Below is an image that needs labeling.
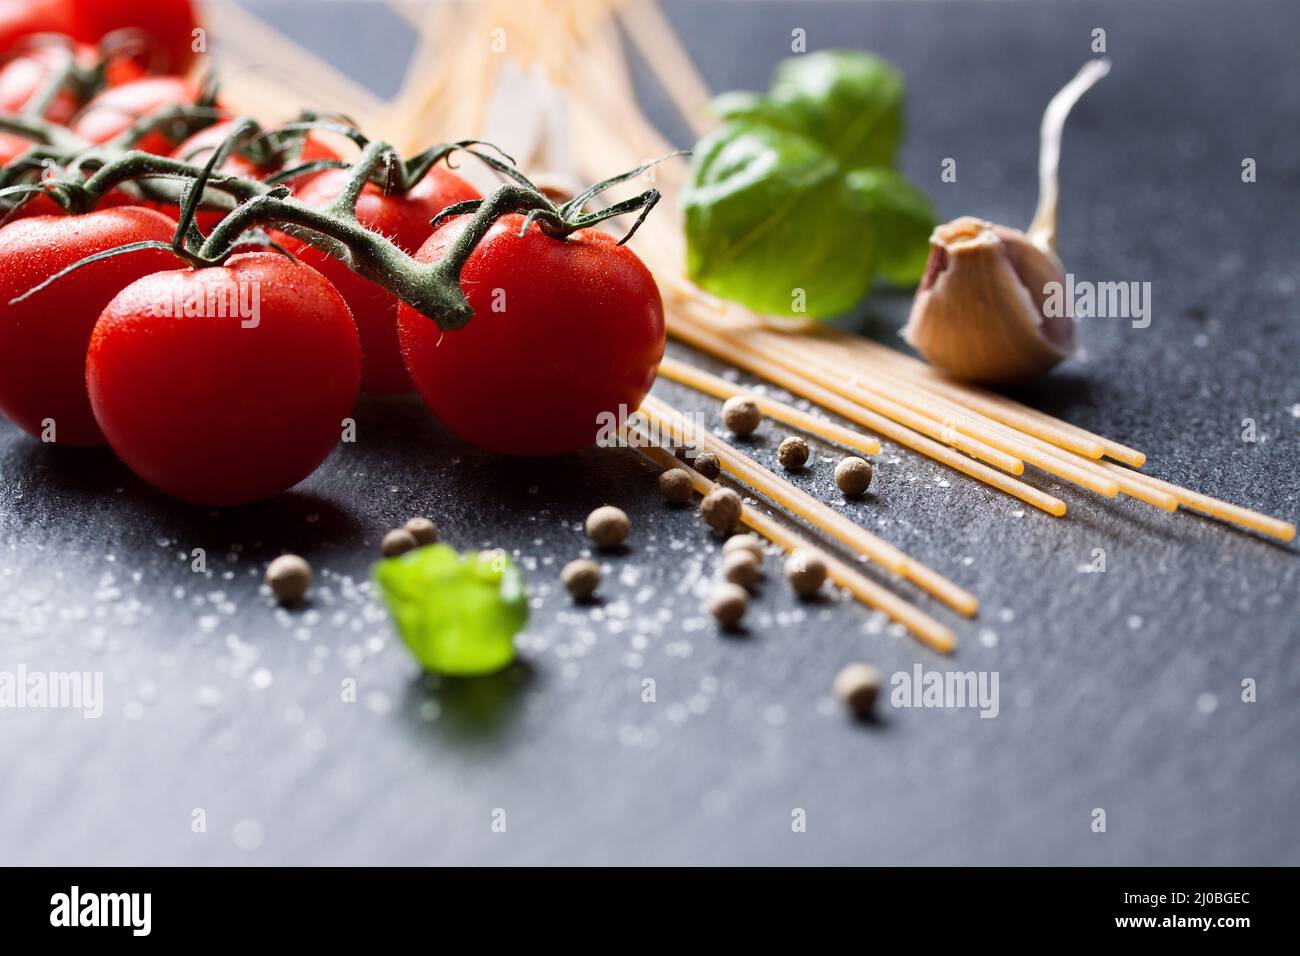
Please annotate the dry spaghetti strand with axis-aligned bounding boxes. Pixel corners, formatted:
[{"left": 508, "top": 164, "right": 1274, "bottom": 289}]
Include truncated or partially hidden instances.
[
  {"left": 641, "top": 394, "right": 980, "bottom": 617},
  {"left": 738, "top": 329, "right": 1128, "bottom": 495},
  {"left": 626, "top": 428, "right": 957, "bottom": 653},
  {"left": 1097, "top": 464, "right": 1297, "bottom": 542},
  {"left": 657, "top": 356, "right": 881, "bottom": 457},
  {"left": 839, "top": 336, "right": 1146, "bottom": 467},
  {"left": 667, "top": 313, "right": 1069, "bottom": 517}
]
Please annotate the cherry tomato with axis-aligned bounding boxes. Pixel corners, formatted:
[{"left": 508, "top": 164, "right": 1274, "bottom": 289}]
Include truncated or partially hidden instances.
[
  {"left": 87, "top": 252, "right": 361, "bottom": 505},
  {"left": 0, "top": 0, "right": 73, "bottom": 53},
  {"left": 289, "top": 166, "right": 479, "bottom": 394},
  {"left": 270, "top": 130, "right": 342, "bottom": 189},
  {"left": 71, "top": 75, "right": 205, "bottom": 153},
  {"left": 398, "top": 214, "right": 665, "bottom": 455},
  {"left": 0, "top": 206, "right": 178, "bottom": 445},
  {"left": 0, "top": 44, "right": 85, "bottom": 124},
  {"left": 65, "top": 0, "right": 199, "bottom": 75},
  {"left": 4, "top": 179, "right": 138, "bottom": 220},
  {"left": 0, "top": 128, "right": 33, "bottom": 165},
  {"left": 291, "top": 136, "right": 342, "bottom": 171}
]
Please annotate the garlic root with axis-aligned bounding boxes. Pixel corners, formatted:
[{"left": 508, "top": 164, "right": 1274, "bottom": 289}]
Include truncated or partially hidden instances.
[{"left": 1027, "top": 58, "right": 1111, "bottom": 253}]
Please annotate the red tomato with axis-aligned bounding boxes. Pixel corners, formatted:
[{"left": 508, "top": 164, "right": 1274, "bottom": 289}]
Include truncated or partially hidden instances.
[
  {"left": 0, "top": 128, "right": 33, "bottom": 165},
  {"left": 65, "top": 0, "right": 199, "bottom": 75},
  {"left": 87, "top": 252, "right": 361, "bottom": 505},
  {"left": 398, "top": 214, "right": 665, "bottom": 455},
  {"left": 0, "top": 206, "right": 178, "bottom": 445},
  {"left": 0, "top": 45, "right": 85, "bottom": 124},
  {"left": 289, "top": 166, "right": 479, "bottom": 394},
  {"left": 4, "top": 180, "right": 138, "bottom": 220},
  {"left": 71, "top": 75, "right": 205, "bottom": 153},
  {"left": 0, "top": 0, "right": 73, "bottom": 53},
  {"left": 277, "top": 132, "right": 343, "bottom": 190}
]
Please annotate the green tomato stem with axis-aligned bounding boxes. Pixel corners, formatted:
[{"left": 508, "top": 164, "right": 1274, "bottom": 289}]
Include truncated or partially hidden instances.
[
  {"left": 5, "top": 109, "right": 669, "bottom": 331},
  {"left": 326, "top": 139, "right": 391, "bottom": 215},
  {"left": 195, "top": 182, "right": 564, "bottom": 330},
  {"left": 0, "top": 112, "right": 78, "bottom": 148},
  {"left": 22, "top": 47, "right": 84, "bottom": 121}
]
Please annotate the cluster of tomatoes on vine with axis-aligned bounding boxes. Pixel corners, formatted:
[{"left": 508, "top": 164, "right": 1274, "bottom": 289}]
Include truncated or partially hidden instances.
[{"left": 0, "top": 0, "right": 668, "bottom": 508}]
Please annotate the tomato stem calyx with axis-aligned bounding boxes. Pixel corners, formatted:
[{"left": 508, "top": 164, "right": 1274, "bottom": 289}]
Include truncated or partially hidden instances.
[{"left": 436, "top": 148, "right": 683, "bottom": 248}]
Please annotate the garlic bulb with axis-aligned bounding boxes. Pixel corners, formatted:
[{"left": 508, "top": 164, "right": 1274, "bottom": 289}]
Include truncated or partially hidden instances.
[
  {"left": 904, "top": 218, "right": 1073, "bottom": 383},
  {"left": 903, "top": 59, "right": 1110, "bottom": 384}
]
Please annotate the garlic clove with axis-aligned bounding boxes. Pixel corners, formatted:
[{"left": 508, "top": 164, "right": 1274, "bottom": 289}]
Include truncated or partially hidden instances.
[{"left": 902, "top": 216, "right": 1073, "bottom": 384}]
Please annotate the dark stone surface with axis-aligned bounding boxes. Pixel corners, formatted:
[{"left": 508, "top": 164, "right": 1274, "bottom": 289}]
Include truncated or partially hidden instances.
[{"left": 1, "top": 0, "right": 1297, "bottom": 865}]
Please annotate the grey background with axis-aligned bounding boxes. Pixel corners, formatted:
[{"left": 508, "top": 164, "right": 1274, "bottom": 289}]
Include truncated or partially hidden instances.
[{"left": 1, "top": 0, "right": 1297, "bottom": 865}]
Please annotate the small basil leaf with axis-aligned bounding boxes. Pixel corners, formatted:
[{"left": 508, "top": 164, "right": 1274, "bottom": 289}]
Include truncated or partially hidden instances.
[
  {"left": 711, "top": 91, "right": 769, "bottom": 121},
  {"left": 374, "top": 544, "right": 527, "bottom": 676},
  {"left": 710, "top": 90, "right": 803, "bottom": 131},
  {"left": 769, "top": 50, "right": 904, "bottom": 169},
  {"left": 847, "top": 167, "right": 935, "bottom": 286},
  {"left": 683, "top": 120, "right": 878, "bottom": 318}
]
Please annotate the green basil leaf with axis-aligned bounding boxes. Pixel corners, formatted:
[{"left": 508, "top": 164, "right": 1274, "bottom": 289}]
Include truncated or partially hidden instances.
[
  {"left": 710, "top": 91, "right": 780, "bottom": 124},
  {"left": 710, "top": 91, "right": 810, "bottom": 137},
  {"left": 769, "top": 51, "right": 904, "bottom": 169},
  {"left": 847, "top": 167, "right": 935, "bottom": 286},
  {"left": 683, "top": 121, "right": 878, "bottom": 318},
  {"left": 685, "top": 52, "right": 933, "bottom": 316},
  {"left": 374, "top": 544, "right": 526, "bottom": 676}
]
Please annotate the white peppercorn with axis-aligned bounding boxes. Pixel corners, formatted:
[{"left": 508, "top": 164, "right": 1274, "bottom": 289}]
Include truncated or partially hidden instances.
[
  {"left": 785, "top": 548, "right": 828, "bottom": 598},
  {"left": 708, "top": 583, "right": 749, "bottom": 629},
  {"left": 835, "top": 456, "right": 873, "bottom": 496},
  {"left": 404, "top": 516, "right": 438, "bottom": 545},
  {"left": 832, "top": 663, "right": 884, "bottom": 719},
  {"left": 722, "top": 396, "right": 761, "bottom": 437},
  {"left": 381, "top": 528, "right": 418, "bottom": 558},
  {"left": 721, "top": 533, "right": 765, "bottom": 560},
  {"left": 585, "top": 505, "right": 629, "bottom": 549},
  {"left": 693, "top": 451, "right": 721, "bottom": 480},
  {"left": 561, "top": 559, "right": 601, "bottom": 601},
  {"left": 658, "top": 467, "right": 693, "bottom": 505},
  {"left": 699, "top": 487, "right": 742, "bottom": 533},
  {"left": 722, "top": 549, "right": 762, "bottom": 588},
  {"left": 265, "top": 554, "right": 311, "bottom": 603},
  {"left": 777, "top": 435, "right": 809, "bottom": 470}
]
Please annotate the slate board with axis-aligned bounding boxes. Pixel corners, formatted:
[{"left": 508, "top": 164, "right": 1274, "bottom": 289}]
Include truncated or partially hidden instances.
[{"left": 1, "top": 0, "right": 1297, "bottom": 865}]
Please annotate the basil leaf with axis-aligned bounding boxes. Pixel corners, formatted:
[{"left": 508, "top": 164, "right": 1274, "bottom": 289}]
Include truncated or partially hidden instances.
[
  {"left": 374, "top": 544, "right": 527, "bottom": 676},
  {"left": 769, "top": 51, "right": 904, "bottom": 169},
  {"left": 684, "top": 51, "right": 933, "bottom": 317},
  {"left": 683, "top": 120, "right": 878, "bottom": 317},
  {"left": 710, "top": 90, "right": 807, "bottom": 133},
  {"left": 847, "top": 167, "right": 935, "bottom": 286}
]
